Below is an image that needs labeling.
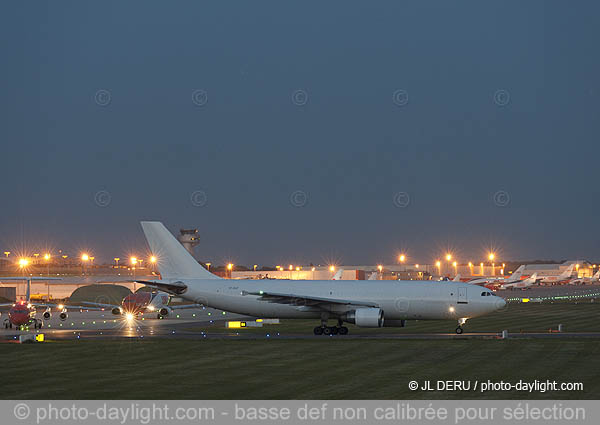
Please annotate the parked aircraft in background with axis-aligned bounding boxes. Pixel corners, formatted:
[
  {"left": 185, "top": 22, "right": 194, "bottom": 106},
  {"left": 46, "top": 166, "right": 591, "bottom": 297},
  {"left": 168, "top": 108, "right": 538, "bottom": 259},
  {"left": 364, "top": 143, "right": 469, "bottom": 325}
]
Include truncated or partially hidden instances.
[
  {"left": 538, "top": 264, "right": 576, "bottom": 285},
  {"left": 82, "top": 290, "right": 201, "bottom": 319},
  {"left": 467, "top": 265, "right": 526, "bottom": 286},
  {"left": 569, "top": 269, "right": 600, "bottom": 285},
  {"left": 0, "top": 277, "right": 91, "bottom": 329},
  {"left": 500, "top": 273, "right": 538, "bottom": 290}
]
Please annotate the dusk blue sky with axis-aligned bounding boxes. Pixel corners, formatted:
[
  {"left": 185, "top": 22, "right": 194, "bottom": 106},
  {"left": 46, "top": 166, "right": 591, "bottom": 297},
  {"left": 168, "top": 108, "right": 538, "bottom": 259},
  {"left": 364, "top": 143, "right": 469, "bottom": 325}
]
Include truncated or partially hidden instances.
[{"left": 1, "top": 1, "right": 599, "bottom": 266}]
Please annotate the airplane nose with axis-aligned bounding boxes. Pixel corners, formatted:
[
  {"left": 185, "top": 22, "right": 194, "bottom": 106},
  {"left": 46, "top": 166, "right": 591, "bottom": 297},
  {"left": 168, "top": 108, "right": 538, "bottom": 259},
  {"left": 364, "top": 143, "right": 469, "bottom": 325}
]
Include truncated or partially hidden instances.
[{"left": 495, "top": 298, "right": 507, "bottom": 310}]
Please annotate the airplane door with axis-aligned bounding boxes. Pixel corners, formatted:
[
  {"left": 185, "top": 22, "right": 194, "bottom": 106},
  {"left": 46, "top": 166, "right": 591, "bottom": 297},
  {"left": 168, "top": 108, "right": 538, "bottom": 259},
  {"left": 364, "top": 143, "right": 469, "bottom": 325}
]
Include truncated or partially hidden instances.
[{"left": 458, "top": 287, "right": 468, "bottom": 304}]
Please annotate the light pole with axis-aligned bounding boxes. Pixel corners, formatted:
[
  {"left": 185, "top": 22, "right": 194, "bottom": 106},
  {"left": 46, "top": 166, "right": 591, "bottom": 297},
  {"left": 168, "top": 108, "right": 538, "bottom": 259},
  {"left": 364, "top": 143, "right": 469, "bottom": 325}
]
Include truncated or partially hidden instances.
[
  {"left": 81, "top": 253, "right": 89, "bottom": 276},
  {"left": 44, "top": 253, "right": 51, "bottom": 300},
  {"left": 130, "top": 257, "right": 137, "bottom": 291}
]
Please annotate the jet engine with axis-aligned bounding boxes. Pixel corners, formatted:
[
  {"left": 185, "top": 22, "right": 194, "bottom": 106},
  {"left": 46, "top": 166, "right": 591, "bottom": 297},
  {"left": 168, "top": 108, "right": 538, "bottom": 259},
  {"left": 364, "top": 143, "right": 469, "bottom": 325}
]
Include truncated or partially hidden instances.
[
  {"left": 112, "top": 307, "right": 122, "bottom": 315},
  {"left": 42, "top": 308, "right": 52, "bottom": 320},
  {"left": 344, "top": 308, "right": 384, "bottom": 327},
  {"left": 59, "top": 311, "right": 68, "bottom": 321},
  {"left": 158, "top": 307, "right": 172, "bottom": 318}
]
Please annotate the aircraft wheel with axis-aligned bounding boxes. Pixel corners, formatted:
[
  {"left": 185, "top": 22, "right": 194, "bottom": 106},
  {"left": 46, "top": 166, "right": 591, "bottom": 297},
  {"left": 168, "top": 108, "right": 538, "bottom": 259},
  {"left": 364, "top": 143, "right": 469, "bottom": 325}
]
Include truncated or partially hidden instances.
[
  {"left": 323, "top": 326, "right": 332, "bottom": 336},
  {"left": 455, "top": 326, "right": 463, "bottom": 334},
  {"left": 338, "top": 326, "right": 349, "bottom": 335},
  {"left": 313, "top": 326, "right": 323, "bottom": 336},
  {"left": 330, "top": 326, "right": 339, "bottom": 335},
  {"left": 157, "top": 314, "right": 162, "bottom": 319}
]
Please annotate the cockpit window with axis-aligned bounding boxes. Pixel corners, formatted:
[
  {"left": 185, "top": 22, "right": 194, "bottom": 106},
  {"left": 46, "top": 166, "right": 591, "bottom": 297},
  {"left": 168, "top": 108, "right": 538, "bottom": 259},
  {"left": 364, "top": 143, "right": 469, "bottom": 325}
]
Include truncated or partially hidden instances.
[{"left": 481, "top": 291, "right": 492, "bottom": 296}]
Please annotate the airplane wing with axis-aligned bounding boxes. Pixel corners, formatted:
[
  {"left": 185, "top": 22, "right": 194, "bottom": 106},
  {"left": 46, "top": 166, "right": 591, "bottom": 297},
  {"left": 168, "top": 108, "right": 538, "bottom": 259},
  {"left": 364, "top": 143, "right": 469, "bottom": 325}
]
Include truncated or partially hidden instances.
[
  {"left": 76, "top": 301, "right": 119, "bottom": 309},
  {"left": 242, "top": 290, "right": 379, "bottom": 309},
  {"left": 31, "top": 303, "right": 104, "bottom": 311}
]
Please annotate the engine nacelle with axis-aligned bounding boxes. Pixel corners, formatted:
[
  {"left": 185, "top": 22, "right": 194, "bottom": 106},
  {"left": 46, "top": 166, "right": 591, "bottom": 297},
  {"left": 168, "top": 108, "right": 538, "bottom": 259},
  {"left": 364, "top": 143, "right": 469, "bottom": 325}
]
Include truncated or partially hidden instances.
[
  {"left": 59, "top": 312, "right": 68, "bottom": 321},
  {"left": 158, "top": 307, "right": 172, "bottom": 317},
  {"left": 112, "top": 307, "right": 122, "bottom": 315},
  {"left": 345, "top": 308, "right": 384, "bottom": 327},
  {"left": 43, "top": 309, "right": 52, "bottom": 320}
]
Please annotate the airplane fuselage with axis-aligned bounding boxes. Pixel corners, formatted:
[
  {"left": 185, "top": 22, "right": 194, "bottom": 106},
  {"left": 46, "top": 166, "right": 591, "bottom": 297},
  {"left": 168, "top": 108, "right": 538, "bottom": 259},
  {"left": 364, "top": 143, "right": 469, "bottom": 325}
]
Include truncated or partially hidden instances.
[{"left": 163, "top": 279, "right": 505, "bottom": 322}]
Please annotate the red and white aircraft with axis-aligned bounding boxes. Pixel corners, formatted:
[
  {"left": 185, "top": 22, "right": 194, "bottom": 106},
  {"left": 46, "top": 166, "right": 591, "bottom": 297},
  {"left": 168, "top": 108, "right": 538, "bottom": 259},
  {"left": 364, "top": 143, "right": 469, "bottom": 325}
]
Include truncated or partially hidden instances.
[
  {"left": 537, "top": 264, "right": 576, "bottom": 285},
  {"left": 499, "top": 273, "right": 538, "bottom": 290},
  {"left": 0, "top": 276, "right": 91, "bottom": 329}
]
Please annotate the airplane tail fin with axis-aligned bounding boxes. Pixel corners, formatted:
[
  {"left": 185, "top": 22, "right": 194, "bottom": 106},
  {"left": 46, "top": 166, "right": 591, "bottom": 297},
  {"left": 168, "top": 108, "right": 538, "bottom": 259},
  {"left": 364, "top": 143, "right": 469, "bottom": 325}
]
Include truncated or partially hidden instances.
[
  {"left": 452, "top": 274, "right": 461, "bottom": 282},
  {"left": 511, "top": 265, "right": 525, "bottom": 280},
  {"left": 332, "top": 269, "right": 343, "bottom": 280},
  {"left": 560, "top": 264, "right": 575, "bottom": 279},
  {"left": 140, "top": 221, "right": 221, "bottom": 280},
  {"left": 594, "top": 269, "right": 600, "bottom": 279}
]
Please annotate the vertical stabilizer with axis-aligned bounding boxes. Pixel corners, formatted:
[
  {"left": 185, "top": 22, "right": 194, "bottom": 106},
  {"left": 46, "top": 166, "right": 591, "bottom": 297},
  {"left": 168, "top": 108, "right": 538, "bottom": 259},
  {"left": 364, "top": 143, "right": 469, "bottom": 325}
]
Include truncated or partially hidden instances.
[{"left": 140, "top": 222, "right": 221, "bottom": 280}]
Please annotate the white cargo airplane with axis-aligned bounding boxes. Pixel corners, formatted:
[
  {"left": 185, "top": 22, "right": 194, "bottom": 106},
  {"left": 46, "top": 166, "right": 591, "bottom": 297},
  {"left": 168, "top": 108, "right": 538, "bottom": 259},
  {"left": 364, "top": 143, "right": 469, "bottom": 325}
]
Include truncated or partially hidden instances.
[
  {"left": 499, "top": 273, "right": 538, "bottom": 290},
  {"left": 136, "top": 222, "right": 506, "bottom": 335}
]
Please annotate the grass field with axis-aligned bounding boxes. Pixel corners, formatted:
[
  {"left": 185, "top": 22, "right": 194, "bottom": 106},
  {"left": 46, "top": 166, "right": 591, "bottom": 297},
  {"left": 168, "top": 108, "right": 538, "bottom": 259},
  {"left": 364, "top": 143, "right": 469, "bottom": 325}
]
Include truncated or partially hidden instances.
[{"left": 1, "top": 302, "right": 600, "bottom": 400}]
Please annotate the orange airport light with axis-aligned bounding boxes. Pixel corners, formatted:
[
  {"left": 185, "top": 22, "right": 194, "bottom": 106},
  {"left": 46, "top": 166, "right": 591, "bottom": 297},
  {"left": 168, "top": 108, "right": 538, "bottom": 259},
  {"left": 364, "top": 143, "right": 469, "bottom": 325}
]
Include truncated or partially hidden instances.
[{"left": 81, "top": 253, "right": 89, "bottom": 262}]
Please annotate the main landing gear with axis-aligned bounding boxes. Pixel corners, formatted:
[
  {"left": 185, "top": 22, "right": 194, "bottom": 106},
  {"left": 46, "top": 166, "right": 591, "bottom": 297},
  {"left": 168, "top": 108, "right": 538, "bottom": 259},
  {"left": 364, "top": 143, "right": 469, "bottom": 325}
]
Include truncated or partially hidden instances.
[
  {"left": 455, "top": 318, "right": 467, "bottom": 334},
  {"left": 313, "top": 319, "right": 348, "bottom": 336}
]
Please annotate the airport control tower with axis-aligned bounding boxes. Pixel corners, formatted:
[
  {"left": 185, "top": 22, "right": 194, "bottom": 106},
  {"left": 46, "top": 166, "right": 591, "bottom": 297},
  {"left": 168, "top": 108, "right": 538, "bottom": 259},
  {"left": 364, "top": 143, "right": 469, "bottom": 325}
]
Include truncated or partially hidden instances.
[{"left": 178, "top": 228, "right": 200, "bottom": 258}]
